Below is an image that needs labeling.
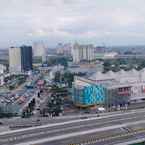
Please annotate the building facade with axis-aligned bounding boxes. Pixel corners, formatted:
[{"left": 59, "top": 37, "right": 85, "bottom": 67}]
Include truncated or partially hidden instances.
[
  {"left": 72, "top": 69, "right": 145, "bottom": 108},
  {"left": 56, "top": 43, "right": 72, "bottom": 56},
  {"left": 9, "top": 47, "right": 22, "bottom": 73},
  {"left": 9, "top": 46, "right": 32, "bottom": 73},
  {"left": 20, "top": 46, "right": 33, "bottom": 72},
  {"left": 32, "top": 42, "right": 47, "bottom": 62},
  {"left": 0, "top": 64, "right": 6, "bottom": 74},
  {"left": 72, "top": 43, "right": 95, "bottom": 63}
]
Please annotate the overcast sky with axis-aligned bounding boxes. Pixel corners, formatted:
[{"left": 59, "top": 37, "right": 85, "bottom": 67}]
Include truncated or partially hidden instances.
[{"left": 0, "top": 0, "right": 145, "bottom": 48}]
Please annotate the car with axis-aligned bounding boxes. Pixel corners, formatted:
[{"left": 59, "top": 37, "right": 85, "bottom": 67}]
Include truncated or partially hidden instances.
[
  {"left": 36, "top": 119, "right": 40, "bottom": 122},
  {"left": 84, "top": 110, "right": 90, "bottom": 114},
  {"left": 80, "top": 116, "right": 88, "bottom": 119},
  {"left": 36, "top": 107, "right": 40, "bottom": 110}
]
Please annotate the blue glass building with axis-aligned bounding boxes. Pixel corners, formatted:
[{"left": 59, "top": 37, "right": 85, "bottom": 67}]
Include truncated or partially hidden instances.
[{"left": 20, "top": 45, "right": 33, "bottom": 72}]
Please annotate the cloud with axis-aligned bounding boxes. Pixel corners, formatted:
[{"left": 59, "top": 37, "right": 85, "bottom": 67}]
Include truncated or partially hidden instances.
[{"left": 0, "top": 0, "right": 145, "bottom": 47}]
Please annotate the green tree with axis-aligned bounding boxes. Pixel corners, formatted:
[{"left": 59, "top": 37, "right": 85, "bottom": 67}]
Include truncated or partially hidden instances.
[
  {"left": 63, "top": 72, "right": 74, "bottom": 87},
  {"left": 54, "top": 71, "right": 61, "bottom": 83}
]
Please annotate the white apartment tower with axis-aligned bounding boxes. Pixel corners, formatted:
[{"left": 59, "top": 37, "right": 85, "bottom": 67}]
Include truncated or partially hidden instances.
[
  {"left": 33, "top": 42, "right": 47, "bottom": 62},
  {"left": 72, "top": 42, "right": 95, "bottom": 63},
  {"left": 9, "top": 47, "right": 22, "bottom": 73}
]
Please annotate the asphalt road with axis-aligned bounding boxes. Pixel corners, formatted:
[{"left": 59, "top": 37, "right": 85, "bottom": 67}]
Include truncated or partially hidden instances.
[
  {"left": 23, "top": 121, "right": 145, "bottom": 145},
  {"left": 1, "top": 109, "right": 145, "bottom": 145}
]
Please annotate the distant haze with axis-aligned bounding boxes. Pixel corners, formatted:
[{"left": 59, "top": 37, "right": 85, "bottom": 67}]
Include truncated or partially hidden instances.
[{"left": 0, "top": 0, "right": 145, "bottom": 48}]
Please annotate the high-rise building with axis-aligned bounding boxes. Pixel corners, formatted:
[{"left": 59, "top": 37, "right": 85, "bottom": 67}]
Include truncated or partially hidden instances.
[
  {"left": 71, "top": 43, "right": 81, "bottom": 63},
  {"left": 0, "top": 64, "right": 6, "bottom": 74},
  {"left": 9, "top": 46, "right": 32, "bottom": 73},
  {"left": 72, "top": 42, "right": 95, "bottom": 63},
  {"left": 32, "top": 42, "right": 47, "bottom": 62},
  {"left": 56, "top": 43, "right": 72, "bottom": 56},
  {"left": 20, "top": 45, "right": 33, "bottom": 72},
  {"left": 9, "top": 47, "right": 22, "bottom": 73}
]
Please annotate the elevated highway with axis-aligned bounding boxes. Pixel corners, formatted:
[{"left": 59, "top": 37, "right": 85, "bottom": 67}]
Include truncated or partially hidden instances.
[{"left": 1, "top": 109, "right": 145, "bottom": 145}]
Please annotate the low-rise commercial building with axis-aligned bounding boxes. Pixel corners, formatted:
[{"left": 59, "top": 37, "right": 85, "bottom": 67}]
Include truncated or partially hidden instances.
[{"left": 72, "top": 69, "right": 145, "bottom": 108}]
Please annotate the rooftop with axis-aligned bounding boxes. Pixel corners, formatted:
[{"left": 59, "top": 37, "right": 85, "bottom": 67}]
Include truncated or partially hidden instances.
[{"left": 74, "top": 68, "right": 145, "bottom": 89}]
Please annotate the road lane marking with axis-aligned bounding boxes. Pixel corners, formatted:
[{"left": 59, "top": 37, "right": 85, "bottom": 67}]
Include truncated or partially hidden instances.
[
  {"left": 1, "top": 108, "right": 145, "bottom": 136},
  {"left": 0, "top": 115, "right": 144, "bottom": 144},
  {"left": 70, "top": 127, "right": 145, "bottom": 145},
  {"left": 14, "top": 120, "right": 145, "bottom": 145}
]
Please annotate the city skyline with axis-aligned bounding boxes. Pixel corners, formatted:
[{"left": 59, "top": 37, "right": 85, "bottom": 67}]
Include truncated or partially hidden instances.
[{"left": 0, "top": 0, "right": 145, "bottom": 48}]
